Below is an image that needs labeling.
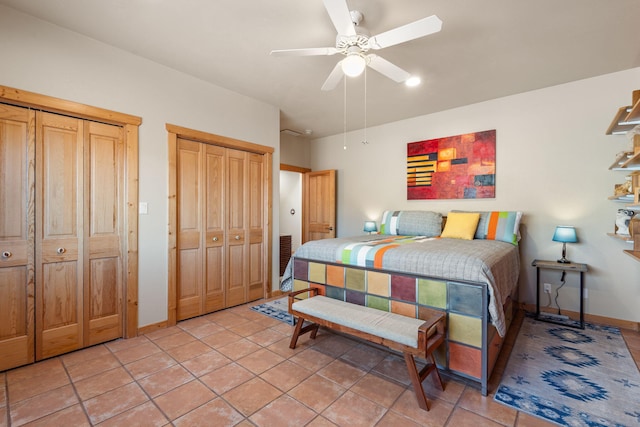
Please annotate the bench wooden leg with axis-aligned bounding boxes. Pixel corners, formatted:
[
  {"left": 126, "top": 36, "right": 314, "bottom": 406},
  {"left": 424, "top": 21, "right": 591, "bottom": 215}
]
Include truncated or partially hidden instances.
[
  {"left": 404, "top": 353, "right": 444, "bottom": 411},
  {"left": 427, "top": 353, "right": 444, "bottom": 391},
  {"left": 289, "top": 316, "right": 320, "bottom": 349}
]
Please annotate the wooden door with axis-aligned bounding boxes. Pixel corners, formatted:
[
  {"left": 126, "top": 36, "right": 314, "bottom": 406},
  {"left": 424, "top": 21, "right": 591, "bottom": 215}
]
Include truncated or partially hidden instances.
[
  {"left": 303, "top": 170, "right": 336, "bottom": 242},
  {"left": 203, "top": 144, "right": 225, "bottom": 313},
  {"left": 176, "top": 138, "right": 204, "bottom": 320},
  {"left": 35, "top": 112, "right": 84, "bottom": 359},
  {"left": 247, "top": 153, "right": 264, "bottom": 301},
  {"left": 167, "top": 124, "right": 273, "bottom": 325},
  {"left": 176, "top": 140, "right": 226, "bottom": 320},
  {"left": 85, "top": 121, "right": 124, "bottom": 345},
  {"left": 0, "top": 85, "right": 140, "bottom": 369},
  {"left": 226, "top": 148, "right": 247, "bottom": 307},
  {"left": 0, "top": 105, "right": 35, "bottom": 371}
]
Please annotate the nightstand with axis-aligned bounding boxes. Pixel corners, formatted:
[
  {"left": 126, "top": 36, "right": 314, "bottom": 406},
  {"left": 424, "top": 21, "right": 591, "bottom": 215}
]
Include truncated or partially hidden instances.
[{"left": 532, "top": 259, "right": 588, "bottom": 329}]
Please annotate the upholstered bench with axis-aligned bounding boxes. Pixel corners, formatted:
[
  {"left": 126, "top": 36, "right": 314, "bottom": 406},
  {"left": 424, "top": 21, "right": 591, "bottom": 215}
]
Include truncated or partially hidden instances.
[{"left": 288, "top": 288, "right": 446, "bottom": 411}]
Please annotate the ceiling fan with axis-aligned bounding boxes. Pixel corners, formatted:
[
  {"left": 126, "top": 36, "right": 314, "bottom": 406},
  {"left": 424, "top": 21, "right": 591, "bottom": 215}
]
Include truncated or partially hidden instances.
[{"left": 270, "top": 0, "right": 442, "bottom": 91}]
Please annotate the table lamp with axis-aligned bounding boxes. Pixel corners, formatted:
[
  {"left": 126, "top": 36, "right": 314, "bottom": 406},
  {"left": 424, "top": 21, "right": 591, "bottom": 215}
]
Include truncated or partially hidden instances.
[
  {"left": 552, "top": 226, "right": 578, "bottom": 263},
  {"left": 363, "top": 221, "right": 377, "bottom": 234}
]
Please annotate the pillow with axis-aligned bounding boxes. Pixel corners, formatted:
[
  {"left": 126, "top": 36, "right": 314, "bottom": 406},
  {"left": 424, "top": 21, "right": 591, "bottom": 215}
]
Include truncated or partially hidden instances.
[
  {"left": 440, "top": 212, "right": 481, "bottom": 240},
  {"left": 482, "top": 211, "right": 522, "bottom": 245},
  {"left": 379, "top": 210, "right": 443, "bottom": 237},
  {"left": 453, "top": 210, "right": 523, "bottom": 244}
]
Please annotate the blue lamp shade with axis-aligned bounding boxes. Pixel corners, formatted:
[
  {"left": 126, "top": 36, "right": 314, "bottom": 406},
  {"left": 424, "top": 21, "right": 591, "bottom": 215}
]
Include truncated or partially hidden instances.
[
  {"left": 552, "top": 226, "right": 577, "bottom": 263},
  {"left": 363, "top": 221, "right": 377, "bottom": 233},
  {"left": 552, "top": 226, "right": 578, "bottom": 243}
]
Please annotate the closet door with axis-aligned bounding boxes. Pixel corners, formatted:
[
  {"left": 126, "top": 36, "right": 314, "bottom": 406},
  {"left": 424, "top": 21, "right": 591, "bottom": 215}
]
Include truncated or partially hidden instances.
[
  {"left": 226, "top": 148, "right": 247, "bottom": 307},
  {"left": 0, "top": 105, "right": 35, "bottom": 371},
  {"left": 85, "top": 121, "right": 124, "bottom": 345},
  {"left": 36, "top": 112, "right": 84, "bottom": 359},
  {"left": 176, "top": 140, "right": 226, "bottom": 320},
  {"left": 203, "top": 144, "right": 225, "bottom": 313},
  {"left": 247, "top": 153, "right": 264, "bottom": 301},
  {"left": 176, "top": 138, "right": 204, "bottom": 320}
]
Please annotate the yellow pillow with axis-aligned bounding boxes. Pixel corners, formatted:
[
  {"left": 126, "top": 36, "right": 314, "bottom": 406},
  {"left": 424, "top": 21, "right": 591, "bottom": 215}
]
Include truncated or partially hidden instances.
[{"left": 441, "top": 212, "right": 481, "bottom": 240}]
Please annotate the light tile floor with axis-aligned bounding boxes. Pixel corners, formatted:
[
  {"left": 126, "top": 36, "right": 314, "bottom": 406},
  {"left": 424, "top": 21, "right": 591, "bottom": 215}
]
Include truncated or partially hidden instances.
[{"left": 1, "top": 302, "right": 639, "bottom": 427}]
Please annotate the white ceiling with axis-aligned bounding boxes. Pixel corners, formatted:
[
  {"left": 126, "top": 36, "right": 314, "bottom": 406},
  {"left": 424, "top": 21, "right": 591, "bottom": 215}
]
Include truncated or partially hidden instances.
[{"left": 2, "top": 0, "right": 639, "bottom": 138}]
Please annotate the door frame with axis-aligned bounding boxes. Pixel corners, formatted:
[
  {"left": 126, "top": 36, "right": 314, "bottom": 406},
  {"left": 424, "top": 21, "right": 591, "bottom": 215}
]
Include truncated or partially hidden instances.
[
  {"left": 167, "top": 124, "right": 274, "bottom": 326},
  {"left": 0, "top": 85, "right": 141, "bottom": 339}
]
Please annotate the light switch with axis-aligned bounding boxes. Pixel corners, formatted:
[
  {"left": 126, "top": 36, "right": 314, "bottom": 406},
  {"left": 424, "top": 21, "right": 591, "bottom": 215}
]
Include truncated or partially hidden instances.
[{"left": 139, "top": 202, "right": 148, "bottom": 215}]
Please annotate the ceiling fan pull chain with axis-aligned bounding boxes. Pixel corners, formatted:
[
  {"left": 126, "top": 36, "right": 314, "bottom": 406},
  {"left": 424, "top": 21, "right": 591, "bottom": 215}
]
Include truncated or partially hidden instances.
[
  {"left": 343, "top": 76, "right": 347, "bottom": 150},
  {"left": 363, "top": 67, "right": 368, "bottom": 145}
]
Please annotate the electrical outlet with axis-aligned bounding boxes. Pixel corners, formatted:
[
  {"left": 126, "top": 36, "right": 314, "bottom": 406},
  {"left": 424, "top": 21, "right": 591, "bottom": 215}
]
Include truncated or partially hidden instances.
[{"left": 544, "top": 283, "right": 552, "bottom": 293}]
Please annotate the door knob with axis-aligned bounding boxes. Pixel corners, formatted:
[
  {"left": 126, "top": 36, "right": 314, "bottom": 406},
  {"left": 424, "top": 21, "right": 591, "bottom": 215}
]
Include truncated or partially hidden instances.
[
  {"left": 235, "top": 235, "right": 241, "bottom": 240},
  {"left": 1, "top": 251, "right": 11, "bottom": 258},
  {"left": 328, "top": 226, "right": 334, "bottom": 231},
  {"left": 57, "top": 247, "right": 66, "bottom": 254},
  {"left": 212, "top": 237, "right": 218, "bottom": 242}
]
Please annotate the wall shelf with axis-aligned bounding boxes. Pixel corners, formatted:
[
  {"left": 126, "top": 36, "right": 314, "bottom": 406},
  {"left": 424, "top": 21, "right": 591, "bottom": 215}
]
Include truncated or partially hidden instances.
[
  {"left": 607, "top": 89, "right": 640, "bottom": 262},
  {"left": 608, "top": 151, "right": 640, "bottom": 170},
  {"left": 606, "top": 92, "right": 640, "bottom": 135},
  {"left": 608, "top": 195, "right": 636, "bottom": 202},
  {"left": 607, "top": 232, "right": 634, "bottom": 242},
  {"left": 624, "top": 250, "right": 640, "bottom": 262}
]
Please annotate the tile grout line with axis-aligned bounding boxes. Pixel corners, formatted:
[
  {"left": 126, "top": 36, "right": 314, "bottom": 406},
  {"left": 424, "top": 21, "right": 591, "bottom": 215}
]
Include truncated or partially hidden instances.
[
  {"left": 60, "top": 351, "right": 93, "bottom": 426},
  {"left": 107, "top": 341, "right": 174, "bottom": 426}
]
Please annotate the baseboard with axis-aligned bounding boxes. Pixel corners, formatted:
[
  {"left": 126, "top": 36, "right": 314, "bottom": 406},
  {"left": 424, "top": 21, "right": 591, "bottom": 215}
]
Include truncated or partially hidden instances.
[
  {"left": 138, "top": 320, "right": 168, "bottom": 336},
  {"left": 520, "top": 302, "right": 639, "bottom": 332}
]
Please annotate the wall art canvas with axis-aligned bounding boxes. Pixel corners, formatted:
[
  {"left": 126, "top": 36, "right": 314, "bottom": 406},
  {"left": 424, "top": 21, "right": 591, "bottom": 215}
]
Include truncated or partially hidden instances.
[{"left": 407, "top": 129, "right": 496, "bottom": 200}]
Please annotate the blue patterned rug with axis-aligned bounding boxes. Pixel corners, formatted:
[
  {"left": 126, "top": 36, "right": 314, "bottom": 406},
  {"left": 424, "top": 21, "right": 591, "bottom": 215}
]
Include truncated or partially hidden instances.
[
  {"left": 495, "top": 315, "right": 640, "bottom": 426},
  {"left": 250, "top": 297, "right": 296, "bottom": 325}
]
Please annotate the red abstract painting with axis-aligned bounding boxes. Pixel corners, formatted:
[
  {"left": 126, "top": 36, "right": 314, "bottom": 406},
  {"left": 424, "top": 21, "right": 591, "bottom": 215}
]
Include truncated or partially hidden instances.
[{"left": 407, "top": 130, "right": 496, "bottom": 200}]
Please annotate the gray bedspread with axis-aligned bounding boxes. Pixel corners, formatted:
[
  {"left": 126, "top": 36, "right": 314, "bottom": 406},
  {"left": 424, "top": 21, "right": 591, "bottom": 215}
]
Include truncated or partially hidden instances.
[{"left": 280, "top": 235, "right": 520, "bottom": 337}]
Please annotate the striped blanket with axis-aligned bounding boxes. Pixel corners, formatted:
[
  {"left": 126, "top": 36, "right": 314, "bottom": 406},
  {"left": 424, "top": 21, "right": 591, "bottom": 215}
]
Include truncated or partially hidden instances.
[{"left": 338, "top": 235, "right": 435, "bottom": 268}]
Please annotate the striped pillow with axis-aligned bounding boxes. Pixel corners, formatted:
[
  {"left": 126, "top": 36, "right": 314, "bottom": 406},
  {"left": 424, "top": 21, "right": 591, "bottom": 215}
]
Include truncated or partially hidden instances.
[{"left": 480, "top": 211, "right": 522, "bottom": 245}]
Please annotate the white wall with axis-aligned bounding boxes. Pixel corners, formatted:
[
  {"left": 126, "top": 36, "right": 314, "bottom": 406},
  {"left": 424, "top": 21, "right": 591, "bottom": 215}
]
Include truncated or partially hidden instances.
[
  {"left": 309, "top": 68, "right": 640, "bottom": 324},
  {"left": 0, "top": 6, "right": 281, "bottom": 328},
  {"left": 280, "top": 133, "right": 311, "bottom": 168}
]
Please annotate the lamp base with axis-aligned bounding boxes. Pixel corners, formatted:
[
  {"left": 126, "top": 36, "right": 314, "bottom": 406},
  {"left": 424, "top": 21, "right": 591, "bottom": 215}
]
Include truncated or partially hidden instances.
[{"left": 557, "top": 242, "right": 570, "bottom": 263}]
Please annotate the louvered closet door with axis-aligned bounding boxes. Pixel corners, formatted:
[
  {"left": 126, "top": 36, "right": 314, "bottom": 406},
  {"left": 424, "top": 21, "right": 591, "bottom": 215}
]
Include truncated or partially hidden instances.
[
  {"left": 0, "top": 105, "right": 35, "bottom": 371},
  {"left": 226, "top": 148, "right": 247, "bottom": 307},
  {"left": 85, "top": 121, "right": 124, "bottom": 345},
  {"left": 36, "top": 111, "right": 84, "bottom": 359}
]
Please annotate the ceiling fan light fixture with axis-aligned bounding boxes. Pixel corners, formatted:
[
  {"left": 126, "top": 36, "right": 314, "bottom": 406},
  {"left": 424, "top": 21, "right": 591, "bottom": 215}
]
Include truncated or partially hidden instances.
[
  {"left": 405, "top": 76, "right": 421, "bottom": 87},
  {"left": 341, "top": 53, "right": 366, "bottom": 77}
]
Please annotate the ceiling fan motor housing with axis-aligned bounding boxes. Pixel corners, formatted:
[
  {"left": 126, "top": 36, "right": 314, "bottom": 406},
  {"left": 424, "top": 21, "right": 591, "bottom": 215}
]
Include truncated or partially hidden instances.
[{"left": 336, "top": 33, "right": 370, "bottom": 53}]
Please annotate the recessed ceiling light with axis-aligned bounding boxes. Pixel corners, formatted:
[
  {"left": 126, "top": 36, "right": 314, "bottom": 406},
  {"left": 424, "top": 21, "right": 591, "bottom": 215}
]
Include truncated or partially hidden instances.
[{"left": 405, "top": 76, "right": 421, "bottom": 87}]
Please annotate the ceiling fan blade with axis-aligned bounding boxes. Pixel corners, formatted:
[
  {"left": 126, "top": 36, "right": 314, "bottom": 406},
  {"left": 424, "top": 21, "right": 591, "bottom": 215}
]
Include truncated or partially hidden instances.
[
  {"left": 367, "top": 55, "right": 410, "bottom": 83},
  {"left": 323, "top": 0, "right": 356, "bottom": 36},
  {"left": 369, "top": 15, "right": 442, "bottom": 50},
  {"left": 270, "top": 47, "right": 338, "bottom": 56},
  {"left": 321, "top": 61, "right": 344, "bottom": 91}
]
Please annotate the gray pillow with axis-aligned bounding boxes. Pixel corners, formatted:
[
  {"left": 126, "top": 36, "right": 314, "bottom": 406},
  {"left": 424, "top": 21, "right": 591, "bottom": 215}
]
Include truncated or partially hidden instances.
[{"left": 380, "top": 210, "right": 443, "bottom": 237}]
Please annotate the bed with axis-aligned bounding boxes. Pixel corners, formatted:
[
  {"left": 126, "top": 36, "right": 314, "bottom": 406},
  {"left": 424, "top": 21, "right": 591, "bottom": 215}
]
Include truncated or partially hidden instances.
[{"left": 280, "top": 210, "right": 522, "bottom": 395}]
